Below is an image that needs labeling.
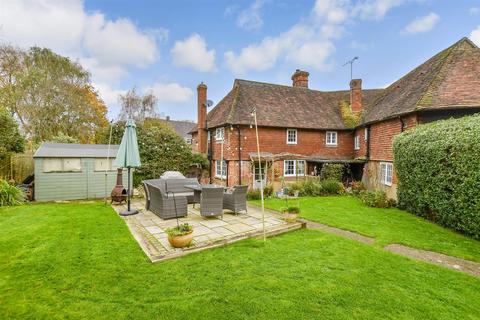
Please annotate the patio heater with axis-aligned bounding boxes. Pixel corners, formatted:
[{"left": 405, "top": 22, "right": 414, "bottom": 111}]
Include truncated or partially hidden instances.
[{"left": 251, "top": 107, "right": 266, "bottom": 242}]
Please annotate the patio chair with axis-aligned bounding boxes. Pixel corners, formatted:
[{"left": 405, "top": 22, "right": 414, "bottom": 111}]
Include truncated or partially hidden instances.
[
  {"left": 143, "top": 180, "right": 188, "bottom": 219},
  {"left": 200, "top": 186, "right": 224, "bottom": 218},
  {"left": 223, "top": 185, "right": 248, "bottom": 215},
  {"left": 142, "top": 182, "right": 151, "bottom": 211}
]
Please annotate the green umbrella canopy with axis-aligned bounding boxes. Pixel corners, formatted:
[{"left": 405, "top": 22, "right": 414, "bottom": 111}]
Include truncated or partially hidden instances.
[{"left": 115, "top": 119, "right": 141, "bottom": 168}]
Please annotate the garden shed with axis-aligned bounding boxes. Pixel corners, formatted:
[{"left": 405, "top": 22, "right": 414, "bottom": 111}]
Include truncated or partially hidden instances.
[{"left": 33, "top": 143, "right": 128, "bottom": 201}]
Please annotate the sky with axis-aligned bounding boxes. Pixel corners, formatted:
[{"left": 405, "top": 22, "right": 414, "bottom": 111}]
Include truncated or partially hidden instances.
[{"left": 1, "top": 0, "right": 480, "bottom": 121}]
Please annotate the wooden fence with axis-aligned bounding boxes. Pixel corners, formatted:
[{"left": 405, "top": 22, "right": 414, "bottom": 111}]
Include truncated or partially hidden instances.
[{"left": 0, "top": 152, "right": 34, "bottom": 183}]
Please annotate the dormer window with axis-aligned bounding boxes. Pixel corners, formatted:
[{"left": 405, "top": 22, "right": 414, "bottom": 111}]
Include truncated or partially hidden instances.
[
  {"left": 215, "top": 127, "right": 224, "bottom": 142},
  {"left": 287, "top": 129, "right": 297, "bottom": 144},
  {"left": 326, "top": 131, "right": 337, "bottom": 146}
]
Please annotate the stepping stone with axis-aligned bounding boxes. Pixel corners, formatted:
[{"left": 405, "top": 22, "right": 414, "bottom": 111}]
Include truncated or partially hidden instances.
[
  {"left": 225, "top": 223, "right": 256, "bottom": 233},
  {"left": 200, "top": 219, "right": 229, "bottom": 228},
  {"left": 145, "top": 226, "right": 164, "bottom": 234}
]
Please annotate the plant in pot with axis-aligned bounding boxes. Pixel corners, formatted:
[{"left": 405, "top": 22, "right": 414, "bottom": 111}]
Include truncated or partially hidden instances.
[
  {"left": 166, "top": 223, "right": 194, "bottom": 248},
  {"left": 282, "top": 206, "right": 300, "bottom": 222}
]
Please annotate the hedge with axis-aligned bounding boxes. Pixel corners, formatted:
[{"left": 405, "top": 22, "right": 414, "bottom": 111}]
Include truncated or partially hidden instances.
[{"left": 393, "top": 114, "right": 480, "bottom": 239}]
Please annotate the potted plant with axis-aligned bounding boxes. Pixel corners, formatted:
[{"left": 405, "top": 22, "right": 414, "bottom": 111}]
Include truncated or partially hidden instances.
[
  {"left": 282, "top": 206, "right": 300, "bottom": 222},
  {"left": 166, "top": 223, "right": 194, "bottom": 248}
]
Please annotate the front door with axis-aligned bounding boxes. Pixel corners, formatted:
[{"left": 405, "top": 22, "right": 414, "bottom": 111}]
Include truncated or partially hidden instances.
[{"left": 253, "top": 162, "right": 267, "bottom": 189}]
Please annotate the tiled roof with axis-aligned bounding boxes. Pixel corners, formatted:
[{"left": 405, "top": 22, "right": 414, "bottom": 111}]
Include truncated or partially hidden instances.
[
  {"left": 206, "top": 79, "right": 382, "bottom": 130},
  {"left": 164, "top": 119, "right": 195, "bottom": 139},
  {"left": 363, "top": 37, "right": 480, "bottom": 124}
]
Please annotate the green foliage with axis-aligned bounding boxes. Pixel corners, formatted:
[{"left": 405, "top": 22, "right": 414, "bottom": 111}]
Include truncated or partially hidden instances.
[
  {"left": 351, "top": 181, "right": 366, "bottom": 195},
  {"left": 286, "top": 206, "right": 300, "bottom": 214},
  {"left": 393, "top": 114, "right": 480, "bottom": 239},
  {"left": 247, "top": 188, "right": 261, "bottom": 200},
  {"left": 165, "top": 223, "right": 193, "bottom": 237},
  {"left": 0, "top": 179, "right": 25, "bottom": 206},
  {"left": 0, "top": 108, "right": 24, "bottom": 159},
  {"left": 320, "top": 163, "right": 344, "bottom": 181},
  {"left": 339, "top": 100, "right": 361, "bottom": 128},
  {"left": 289, "top": 178, "right": 343, "bottom": 196},
  {"left": 263, "top": 184, "right": 273, "bottom": 198},
  {"left": 106, "top": 119, "right": 198, "bottom": 186},
  {"left": 359, "top": 190, "right": 395, "bottom": 208},
  {"left": 0, "top": 45, "right": 108, "bottom": 143},
  {"left": 49, "top": 132, "right": 79, "bottom": 144}
]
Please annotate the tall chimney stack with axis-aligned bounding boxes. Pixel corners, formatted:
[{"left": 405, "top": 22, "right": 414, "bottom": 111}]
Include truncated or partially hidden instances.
[
  {"left": 291, "top": 69, "right": 309, "bottom": 88},
  {"left": 350, "top": 79, "right": 362, "bottom": 113},
  {"left": 197, "top": 82, "right": 208, "bottom": 154}
]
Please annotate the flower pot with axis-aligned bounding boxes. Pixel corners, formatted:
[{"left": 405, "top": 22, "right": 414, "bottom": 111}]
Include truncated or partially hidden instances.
[
  {"left": 168, "top": 231, "right": 194, "bottom": 248},
  {"left": 283, "top": 212, "right": 298, "bottom": 223}
]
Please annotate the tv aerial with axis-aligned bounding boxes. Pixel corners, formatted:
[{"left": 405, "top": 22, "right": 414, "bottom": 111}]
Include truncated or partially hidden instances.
[
  {"left": 343, "top": 56, "right": 359, "bottom": 80},
  {"left": 204, "top": 99, "right": 214, "bottom": 108}
]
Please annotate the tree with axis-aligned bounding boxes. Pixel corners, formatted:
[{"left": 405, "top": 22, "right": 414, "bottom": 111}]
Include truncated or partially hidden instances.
[
  {"left": 0, "top": 45, "right": 108, "bottom": 143},
  {"left": 118, "top": 88, "right": 158, "bottom": 122},
  {"left": 0, "top": 108, "right": 24, "bottom": 160}
]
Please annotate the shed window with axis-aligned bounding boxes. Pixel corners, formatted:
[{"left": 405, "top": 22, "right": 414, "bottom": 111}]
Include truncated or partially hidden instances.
[
  {"left": 43, "top": 158, "right": 82, "bottom": 173},
  {"left": 94, "top": 158, "right": 117, "bottom": 171},
  {"left": 380, "top": 162, "right": 393, "bottom": 186},
  {"left": 326, "top": 131, "right": 338, "bottom": 146}
]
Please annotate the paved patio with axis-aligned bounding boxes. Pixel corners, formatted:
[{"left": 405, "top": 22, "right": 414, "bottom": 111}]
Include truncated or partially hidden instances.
[{"left": 113, "top": 199, "right": 304, "bottom": 262}]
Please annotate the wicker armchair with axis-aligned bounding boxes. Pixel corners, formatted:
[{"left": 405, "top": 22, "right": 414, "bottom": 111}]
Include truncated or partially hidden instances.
[
  {"left": 142, "top": 180, "right": 188, "bottom": 219},
  {"left": 200, "top": 186, "right": 224, "bottom": 218},
  {"left": 223, "top": 185, "right": 248, "bottom": 215}
]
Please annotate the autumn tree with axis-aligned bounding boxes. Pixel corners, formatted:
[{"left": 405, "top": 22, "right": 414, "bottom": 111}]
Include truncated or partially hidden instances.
[
  {"left": 118, "top": 88, "right": 158, "bottom": 122},
  {"left": 0, "top": 45, "right": 108, "bottom": 143},
  {"left": 0, "top": 108, "right": 24, "bottom": 160}
]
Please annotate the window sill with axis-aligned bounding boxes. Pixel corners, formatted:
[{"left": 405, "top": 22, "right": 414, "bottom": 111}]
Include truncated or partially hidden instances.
[{"left": 286, "top": 142, "right": 297, "bottom": 145}]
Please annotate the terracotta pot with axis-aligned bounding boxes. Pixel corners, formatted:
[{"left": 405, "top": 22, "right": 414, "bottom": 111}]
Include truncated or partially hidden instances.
[
  {"left": 283, "top": 212, "right": 298, "bottom": 223},
  {"left": 168, "top": 231, "right": 194, "bottom": 248}
]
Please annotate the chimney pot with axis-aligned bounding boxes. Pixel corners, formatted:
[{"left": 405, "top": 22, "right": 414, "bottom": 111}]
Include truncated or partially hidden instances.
[
  {"left": 291, "top": 69, "right": 309, "bottom": 88},
  {"left": 166, "top": 116, "right": 170, "bottom": 121}
]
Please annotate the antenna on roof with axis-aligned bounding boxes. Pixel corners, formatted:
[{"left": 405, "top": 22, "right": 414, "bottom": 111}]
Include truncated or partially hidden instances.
[
  {"left": 204, "top": 100, "right": 214, "bottom": 108},
  {"left": 343, "top": 56, "right": 359, "bottom": 80}
]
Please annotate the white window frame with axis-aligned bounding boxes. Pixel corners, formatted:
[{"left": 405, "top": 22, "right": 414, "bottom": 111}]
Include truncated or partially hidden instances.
[
  {"left": 286, "top": 129, "right": 297, "bottom": 144},
  {"left": 354, "top": 135, "right": 360, "bottom": 150},
  {"left": 380, "top": 162, "right": 393, "bottom": 186},
  {"left": 185, "top": 138, "right": 192, "bottom": 144},
  {"left": 326, "top": 131, "right": 338, "bottom": 146},
  {"left": 43, "top": 158, "right": 82, "bottom": 173},
  {"left": 94, "top": 158, "right": 117, "bottom": 172},
  {"left": 364, "top": 128, "right": 368, "bottom": 141},
  {"left": 215, "top": 160, "right": 227, "bottom": 179},
  {"left": 284, "top": 160, "right": 306, "bottom": 177},
  {"left": 215, "top": 127, "right": 224, "bottom": 142}
]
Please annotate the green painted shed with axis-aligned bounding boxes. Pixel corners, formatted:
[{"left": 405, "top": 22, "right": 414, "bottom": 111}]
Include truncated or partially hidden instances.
[{"left": 33, "top": 143, "right": 129, "bottom": 202}]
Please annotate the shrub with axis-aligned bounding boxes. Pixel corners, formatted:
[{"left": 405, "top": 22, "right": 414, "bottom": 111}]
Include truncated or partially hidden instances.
[
  {"left": 320, "top": 163, "right": 344, "bottom": 181},
  {"left": 394, "top": 114, "right": 480, "bottom": 239},
  {"left": 0, "top": 179, "right": 25, "bottom": 206},
  {"left": 247, "top": 189, "right": 261, "bottom": 200},
  {"left": 320, "top": 179, "right": 343, "bottom": 195},
  {"left": 351, "top": 181, "right": 366, "bottom": 195},
  {"left": 165, "top": 223, "right": 193, "bottom": 237},
  {"left": 286, "top": 178, "right": 343, "bottom": 197},
  {"left": 263, "top": 184, "right": 274, "bottom": 198},
  {"left": 287, "top": 206, "right": 300, "bottom": 214},
  {"left": 359, "top": 190, "right": 395, "bottom": 208}
]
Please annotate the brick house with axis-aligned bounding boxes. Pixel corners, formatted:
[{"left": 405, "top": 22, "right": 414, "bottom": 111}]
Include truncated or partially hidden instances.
[{"left": 190, "top": 38, "right": 480, "bottom": 198}]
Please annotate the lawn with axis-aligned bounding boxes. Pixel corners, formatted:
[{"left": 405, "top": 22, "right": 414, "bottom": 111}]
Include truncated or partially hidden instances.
[
  {"left": 1, "top": 202, "right": 480, "bottom": 319},
  {"left": 250, "top": 196, "right": 480, "bottom": 262}
]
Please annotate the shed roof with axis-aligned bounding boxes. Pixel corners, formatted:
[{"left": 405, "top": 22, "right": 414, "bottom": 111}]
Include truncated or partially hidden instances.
[{"left": 34, "top": 143, "right": 120, "bottom": 158}]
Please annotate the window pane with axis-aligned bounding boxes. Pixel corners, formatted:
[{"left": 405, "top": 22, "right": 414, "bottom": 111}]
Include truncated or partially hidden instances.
[
  {"left": 43, "top": 158, "right": 62, "bottom": 172},
  {"left": 297, "top": 160, "right": 305, "bottom": 175},
  {"left": 95, "top": 158, "right": 109, "bottom": 171},
  {"left": 63, "top": 158, "right": 81, "bottom": 172},
  {"left": 284, "top": 160, "right": 294, "bottom": 175}
]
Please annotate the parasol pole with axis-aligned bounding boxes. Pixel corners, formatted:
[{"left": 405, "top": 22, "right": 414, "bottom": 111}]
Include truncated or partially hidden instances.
[{"left": 251, "top": 107, "right": 266, "bottom": 242}]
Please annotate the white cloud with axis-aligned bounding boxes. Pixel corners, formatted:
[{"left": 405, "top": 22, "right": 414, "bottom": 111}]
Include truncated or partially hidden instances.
[
  {"left": 0, "top": 0, "right": 167, "bottom": 110},
  {"left": 237, "top": 0, "right": 266, "bottom": 31},
  {"left": 404, "top": 12, "right": 440, "bottom": 34},
  {"left": 286, "top": 41, "right": 335, "bottom": 71},
  {"left": 170, "top": 33, "right": 216, "bottom": 72},
  {"left": 470, "top": 26, "right": 480, "bottom": 47},
  {"left": 353, "top": 0, "right": 406, "bottom": 20},
  {"left": 470, "top": 7, "right": 480, "bottom": 15},
  {"left": 144, "top": 83, "right": 194, "bottom": 103}
]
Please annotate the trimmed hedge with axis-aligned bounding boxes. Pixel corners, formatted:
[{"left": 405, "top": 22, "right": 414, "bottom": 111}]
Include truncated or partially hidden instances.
[{"left": 393, "top": 114, "right": 480, "bottom": 239}]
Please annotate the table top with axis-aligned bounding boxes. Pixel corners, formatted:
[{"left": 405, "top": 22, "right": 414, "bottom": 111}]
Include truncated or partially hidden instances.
[{"left": 184, "top": 184, "right": 225, "bottom": 191}]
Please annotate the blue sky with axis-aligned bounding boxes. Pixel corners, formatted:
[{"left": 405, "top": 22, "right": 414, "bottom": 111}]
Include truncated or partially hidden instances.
[{"left": 1, "top": 0, "right": 480, "bottom": 121}]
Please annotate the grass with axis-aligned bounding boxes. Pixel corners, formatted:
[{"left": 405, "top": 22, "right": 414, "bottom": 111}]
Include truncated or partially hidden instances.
[
  {"left": 1, "top": 202, "right": 480, "bottom": 319},
  {"left": 250, "top": 196, "right": 480, "bottom": 262}
]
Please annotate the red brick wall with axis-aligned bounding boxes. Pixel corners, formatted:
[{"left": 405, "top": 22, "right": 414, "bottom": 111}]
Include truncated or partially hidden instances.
[{"left": 353, "top": 127, "right": 367, "bottom": 159}]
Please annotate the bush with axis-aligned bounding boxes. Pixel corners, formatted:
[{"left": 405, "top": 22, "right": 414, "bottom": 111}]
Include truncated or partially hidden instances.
[
  {"left": 393, "top": 114, "right": 480, "bottom": 239},
  {"left": 247, "top": 189, "right": 261, "bottom": 200},
  {"left": 320, "top": 179, "right": 343, "bottom": 195},
  {"left": 287, "top": 206, "right": 300, "bottom": 214},
  {"left": 351, "top": 181, "right": 366, "bottom": 195},
  {"left": 286, "top": 178, "right": 343, "bottom": 197},
  {"left": 359, "top": 190, "right": 395, "bottom": 208},
  {"left": 320, "top": 163, "right": 344, "bottom": 181},
  {"left": 263, "top": 184, "right": 274, "bottom": 198},
  {"left": 0, "top": 179, "right": 25, "bottom": 206}
]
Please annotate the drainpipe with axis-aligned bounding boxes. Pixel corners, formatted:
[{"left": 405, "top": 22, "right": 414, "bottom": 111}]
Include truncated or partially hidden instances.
[
  {"left": 366, "top": 125, "right": 371, "bottom": 160},
  {"left": 237, "top": 125, "right": 242, "bottom": 185},
  {"left": 400, "top": 117, "right": 407, "bottom": 132},
  {"left": 206, "top": 121, "right": 212, "bottom": 184}
]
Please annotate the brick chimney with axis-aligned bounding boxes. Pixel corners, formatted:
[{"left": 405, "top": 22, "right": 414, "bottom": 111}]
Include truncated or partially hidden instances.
[
  {"left": 197, "top": 82, "right": 208, "bottom": 154},
  {"left": 350, "top": 79, "right": 362, "bottom": 113},
  {"left": 291, "top": 69, "right": 309, "bottom": 88}
]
